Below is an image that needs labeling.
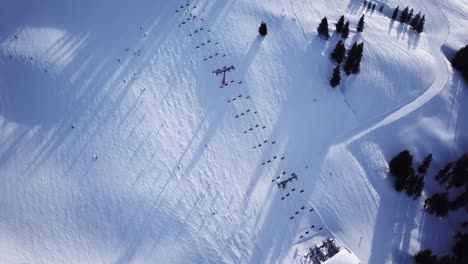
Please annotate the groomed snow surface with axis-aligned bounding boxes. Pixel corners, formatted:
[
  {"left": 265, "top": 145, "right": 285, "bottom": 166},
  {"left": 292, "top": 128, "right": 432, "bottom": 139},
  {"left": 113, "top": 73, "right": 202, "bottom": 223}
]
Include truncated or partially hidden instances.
[{"left": 0, "top": 0, "right": 467, "bottom": 263}]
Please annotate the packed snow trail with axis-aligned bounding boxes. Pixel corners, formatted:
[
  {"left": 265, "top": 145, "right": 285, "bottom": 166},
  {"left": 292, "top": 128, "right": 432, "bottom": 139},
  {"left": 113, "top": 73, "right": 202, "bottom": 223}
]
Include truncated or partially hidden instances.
[{"left": 342, "top": 0, "right": 451, "bottom": 145}]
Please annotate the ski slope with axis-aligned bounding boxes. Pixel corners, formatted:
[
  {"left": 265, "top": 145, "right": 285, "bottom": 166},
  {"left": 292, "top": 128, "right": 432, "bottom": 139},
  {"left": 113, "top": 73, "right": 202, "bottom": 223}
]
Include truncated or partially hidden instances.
[{"left": 0, "top": 0, "right": 467, "bottom": 263}]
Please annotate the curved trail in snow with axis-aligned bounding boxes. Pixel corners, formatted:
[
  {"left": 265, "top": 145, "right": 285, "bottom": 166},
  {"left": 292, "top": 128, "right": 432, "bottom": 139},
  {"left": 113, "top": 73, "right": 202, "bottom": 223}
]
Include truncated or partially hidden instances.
[{"left": 341, "top": 2, "right": 451, "bottom": 146}]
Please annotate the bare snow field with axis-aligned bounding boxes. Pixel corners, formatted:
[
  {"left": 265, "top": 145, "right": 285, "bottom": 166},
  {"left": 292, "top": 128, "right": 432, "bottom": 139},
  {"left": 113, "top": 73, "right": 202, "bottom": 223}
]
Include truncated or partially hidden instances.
[{"left": 0, "top": 0, "right": 467, "bottom": 263}]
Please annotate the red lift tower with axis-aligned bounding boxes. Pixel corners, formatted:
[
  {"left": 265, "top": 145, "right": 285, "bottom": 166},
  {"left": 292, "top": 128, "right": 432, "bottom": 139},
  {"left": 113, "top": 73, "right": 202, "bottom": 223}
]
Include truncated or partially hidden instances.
[{"left": 212, "top": 65, "right": 235, "bottom": 88}]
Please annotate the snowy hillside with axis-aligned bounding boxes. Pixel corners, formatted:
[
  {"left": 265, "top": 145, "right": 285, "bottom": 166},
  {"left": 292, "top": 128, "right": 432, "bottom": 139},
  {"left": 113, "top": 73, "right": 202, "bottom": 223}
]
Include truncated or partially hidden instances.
[{"left": 0, "top": 0, "right": 467, "bottom": 263}]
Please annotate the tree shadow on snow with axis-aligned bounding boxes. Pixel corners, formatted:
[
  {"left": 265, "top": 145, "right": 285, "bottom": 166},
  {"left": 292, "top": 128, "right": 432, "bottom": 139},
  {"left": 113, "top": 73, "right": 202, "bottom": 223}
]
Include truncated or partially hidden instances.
[
  {"left": 347, "top": 0, "right": 365, "bottom": 15},
  {"left": 447, "top": 72, "right": 468, "bottom": 151},
  {"left": 0, "top": 0, "right": 182, "bottom": 176}
]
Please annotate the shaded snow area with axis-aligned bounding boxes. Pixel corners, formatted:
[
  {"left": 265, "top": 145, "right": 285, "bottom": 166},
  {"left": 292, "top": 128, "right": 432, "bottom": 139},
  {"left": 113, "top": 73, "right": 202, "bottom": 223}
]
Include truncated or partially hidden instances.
[{"left": 0, "top": 0, "right": 467, "bottom": 263}]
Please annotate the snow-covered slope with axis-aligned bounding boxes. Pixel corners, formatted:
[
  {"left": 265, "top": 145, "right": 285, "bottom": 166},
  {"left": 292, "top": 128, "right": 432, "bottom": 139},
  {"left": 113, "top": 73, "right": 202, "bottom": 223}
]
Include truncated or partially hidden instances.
[{"left": 0, "top": 0, "right": 466, "bottom": 263}]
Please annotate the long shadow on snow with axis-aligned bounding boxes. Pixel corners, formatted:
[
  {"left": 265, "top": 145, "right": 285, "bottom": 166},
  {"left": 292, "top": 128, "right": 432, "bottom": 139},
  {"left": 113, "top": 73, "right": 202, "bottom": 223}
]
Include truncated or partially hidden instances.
[
  {"left": 6, "top": 1, "right": 179, "bottom": 175},
  {"left": 447, "top": 72, "right": 467, "bottom": 150},
  {"left": 114, "top": 1, "right": 243, "bottom": 261},
  {"left": 243, "top": 23, "right": 353, "bottom": 264}
]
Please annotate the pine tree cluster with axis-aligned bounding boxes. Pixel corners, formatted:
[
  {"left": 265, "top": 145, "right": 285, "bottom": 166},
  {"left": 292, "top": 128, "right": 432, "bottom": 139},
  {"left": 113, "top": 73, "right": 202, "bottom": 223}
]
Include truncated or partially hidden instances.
[
  {"left": 435, "top": 154, "right": 468, "bottom": 189},
  {"left": 343, "top": 42, "right": 364, "bottom": 75},
  {"left": 412, "top": 153, "right": 468, "bottom": 263},
  {"left": 321, "top": 15, "right": 368, "bottom": 87},
  {"left": 391, "top": 6, "right": 425, "bottom": 33},
  {"left": 452, "top": 45, "right": 468, "bottom": 81},
  {"left": 388, "top": 150, "right": 429, "bottom": 198},
  {"left": 415, "top": 232, "right": 468, "bottom": 263},
  {"left": 434, "top": 154, "right": 468, "bottom": 213}
]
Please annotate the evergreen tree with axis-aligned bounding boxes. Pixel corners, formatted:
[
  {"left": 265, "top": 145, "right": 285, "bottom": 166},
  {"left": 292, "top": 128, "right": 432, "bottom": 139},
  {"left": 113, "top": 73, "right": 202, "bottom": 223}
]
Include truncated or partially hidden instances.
[
  {"left": 450, "top": 190, "right": 468, "bottom": 212},
  {"left": 344, "top": 42, "right": 358, "bottom": 75},
  {"left": 424, "top": 192, "right": 449, "bottom": 217},
  {"left": 317, "top": 17, "right": 330, "bottom": 39},
  {"left": 418, "top": 154, "right": 433, "bottom": 176},
  {"left": 452, "top": 45, "right": 468, "bottom": 80},
  {"left": 330, "top": 40, "right": 346, "bottom": 64},
  {"left": 405, "top": 173, "right": 418, "bottom": 196},
  {"left": 330, "top": 65, "right": 341, "bottom": 88},
  {"left": 400, "top": 7, "right": 409, "bottom": 23},
  {"left": 388, "top": 150, "right": 414, "bottom": 192},
  {"left": 452, "top": 45, "right": 468, "bottom": 69},
  {"left": 451, "top": 154, "right": 468, "bottom": 187},
  {"left": 413, "top": 176, "right": 424, "bottom": 199},
  {"left": 452, "top": 232, "right": 468, "bottom": 262},
  {"left": 357, "top": 15, "right": 365, "bottom": 32},
  {"left": 336, "top": 15, "right": 345, "bottom": 33},
  {"left": 410, "top": 12, "right": 422, "bottom": 30},
  {"left": 391, "top": 6, "right": 399, "bottom": 20},
  {"left": 343, "top": 42, "right": 364, "bottom": 75},
  {"left": 341, "top": 21, "right": 350, "bottom": 39},
  {"left": 414, "top": 249, "right": 438, "bottom": 264},
  {"left": 371, "top": 4, "right": 376, "bottom": 11},
  {"left": 351, "top": 42, "right": 364, "bottom": 74},
  {"left": 389, "top": 150, "right": 413, "bottom": 178},
  {"left": 416, "top": 15, "right": 425, "bottom": 33},
  {"left": 406, "top": 9, "right": 414, "bottom": 24},
  {"left": 259, "top": 21, "right": 267, "bottom": 36},
  {"left": 437, "top": 255, "right": 456, "bottom": 264},
  {"left": 435, "top": 162, "right": 453, "bottom": 186},
  {"left": 363, "top": 0, "right": 367, "bottom": 6},
  {"left": 367, "top": 2, "right": 372, "bottom": 10},
  {"left": 379, "top": 5, "right": 384, "bottom": 13}
]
